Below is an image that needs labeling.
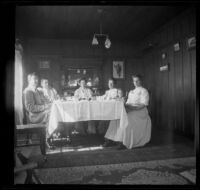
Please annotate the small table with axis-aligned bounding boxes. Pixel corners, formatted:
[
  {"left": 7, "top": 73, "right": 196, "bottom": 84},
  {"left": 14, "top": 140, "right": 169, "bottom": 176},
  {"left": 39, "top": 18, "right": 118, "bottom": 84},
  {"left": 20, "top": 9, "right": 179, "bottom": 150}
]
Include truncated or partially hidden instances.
[{"left": 48, "top": 100, "right": 128, "bottom": 137}]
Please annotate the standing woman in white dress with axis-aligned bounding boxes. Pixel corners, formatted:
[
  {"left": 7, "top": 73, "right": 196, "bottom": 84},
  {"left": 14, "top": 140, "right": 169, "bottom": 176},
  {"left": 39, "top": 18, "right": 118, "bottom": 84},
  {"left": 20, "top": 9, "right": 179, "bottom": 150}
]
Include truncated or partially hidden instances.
[{"left": 103, "top": 74, "right": 151, "bottom": 149}]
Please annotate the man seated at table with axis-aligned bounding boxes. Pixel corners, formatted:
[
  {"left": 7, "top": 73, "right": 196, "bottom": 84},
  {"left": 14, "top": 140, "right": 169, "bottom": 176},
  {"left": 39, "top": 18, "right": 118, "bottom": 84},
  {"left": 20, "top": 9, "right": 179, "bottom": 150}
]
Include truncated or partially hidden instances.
[
  {"left": 74, "top": 78, "right": 96, "bottom": 135},
  {"left": 63, "top": 90, "right": 69, "bottom": 100},
  {"left": 23, "top": 72, "right": 52, "bottom": 147},
  {"left": 38, "top": 78, "right": 60, "bottom": 103},
  {"left": 97, "top": 78, "right": 118, "bottom": 135}
]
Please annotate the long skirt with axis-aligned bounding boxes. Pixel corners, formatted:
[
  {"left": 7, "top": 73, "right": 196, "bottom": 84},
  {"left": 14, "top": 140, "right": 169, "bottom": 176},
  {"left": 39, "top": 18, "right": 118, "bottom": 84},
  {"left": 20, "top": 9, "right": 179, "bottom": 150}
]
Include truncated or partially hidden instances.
[{"left": 105, "top": 107, "right": 151, "bottom": 149}]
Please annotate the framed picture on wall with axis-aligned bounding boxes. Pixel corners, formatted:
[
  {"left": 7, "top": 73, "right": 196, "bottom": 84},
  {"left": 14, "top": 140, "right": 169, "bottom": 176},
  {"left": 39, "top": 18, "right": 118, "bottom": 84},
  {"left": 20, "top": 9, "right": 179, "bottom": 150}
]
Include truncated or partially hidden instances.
[
  {"left": 174, "top": 42, "right": 180, "bottom": 52},
  {"left": 187, "top": 36, "right": 196, "bottom": 50},
  {"left": 113, "top": 61, "right": 124, "bottom": 79}
]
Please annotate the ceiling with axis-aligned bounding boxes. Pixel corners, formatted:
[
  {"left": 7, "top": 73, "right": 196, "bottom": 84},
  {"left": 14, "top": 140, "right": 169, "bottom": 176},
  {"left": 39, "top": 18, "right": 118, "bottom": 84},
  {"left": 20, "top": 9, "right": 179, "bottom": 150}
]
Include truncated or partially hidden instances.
[{"left": 16, "top": 6, "right": 188, "bottom": 42}]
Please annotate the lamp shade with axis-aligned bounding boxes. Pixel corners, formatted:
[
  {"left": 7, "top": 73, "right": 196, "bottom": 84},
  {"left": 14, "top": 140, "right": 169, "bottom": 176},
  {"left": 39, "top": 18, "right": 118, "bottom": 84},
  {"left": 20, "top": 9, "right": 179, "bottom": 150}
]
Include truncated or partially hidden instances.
[
  {"left": 105, "top": 37, "right": 111, "bottom": 49},
  {"left": 92, "top": 36, "right": 98, "bottom": 45}
]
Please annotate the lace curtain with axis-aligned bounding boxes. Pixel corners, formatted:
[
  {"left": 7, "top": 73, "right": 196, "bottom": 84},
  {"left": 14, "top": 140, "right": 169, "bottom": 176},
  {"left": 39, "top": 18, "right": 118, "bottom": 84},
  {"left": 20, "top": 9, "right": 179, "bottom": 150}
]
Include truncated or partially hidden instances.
[{"left": 14, "top": 46, "right": 24, "bottom": 125}]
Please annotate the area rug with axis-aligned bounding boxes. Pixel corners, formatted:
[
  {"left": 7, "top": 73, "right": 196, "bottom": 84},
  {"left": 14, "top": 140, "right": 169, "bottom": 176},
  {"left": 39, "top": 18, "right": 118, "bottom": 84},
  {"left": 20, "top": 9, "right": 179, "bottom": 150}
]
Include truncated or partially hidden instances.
[
  {"left": 31, "top": 143, "right": 195, "bottom": 168},
  {"left": 35, "top": 157, "right": 196, "bottom": 184}
]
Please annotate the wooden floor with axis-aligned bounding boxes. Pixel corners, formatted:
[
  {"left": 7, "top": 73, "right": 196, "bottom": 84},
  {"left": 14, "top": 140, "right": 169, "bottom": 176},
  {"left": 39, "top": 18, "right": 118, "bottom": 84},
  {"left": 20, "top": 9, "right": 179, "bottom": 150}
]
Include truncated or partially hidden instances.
[{"left": 16, "top": 127, "right": 195, "bottom": 162}]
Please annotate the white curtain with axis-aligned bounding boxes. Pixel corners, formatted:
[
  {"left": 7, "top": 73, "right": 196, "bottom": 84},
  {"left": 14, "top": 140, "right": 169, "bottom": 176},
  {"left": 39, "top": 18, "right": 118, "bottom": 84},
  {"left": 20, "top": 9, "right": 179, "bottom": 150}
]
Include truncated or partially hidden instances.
[{"left": 14, "top": 48, "right": 24, "bottom": 125}]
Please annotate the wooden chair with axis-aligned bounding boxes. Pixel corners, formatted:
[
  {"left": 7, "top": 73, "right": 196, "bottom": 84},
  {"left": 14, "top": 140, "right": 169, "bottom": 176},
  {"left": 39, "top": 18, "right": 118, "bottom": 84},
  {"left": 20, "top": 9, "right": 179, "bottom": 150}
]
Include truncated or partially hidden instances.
[
  {"left": 147, "top": 89, "right": 152, "bottom": 116},
  {"left": 15, "top": 96, "right": 47, "bottom": 159},
  {"left": 16, "top": 123, "right": 46, "bottom": 157},
  {"left": 14, "top": 150, "right": 43, "bottom": 184}
]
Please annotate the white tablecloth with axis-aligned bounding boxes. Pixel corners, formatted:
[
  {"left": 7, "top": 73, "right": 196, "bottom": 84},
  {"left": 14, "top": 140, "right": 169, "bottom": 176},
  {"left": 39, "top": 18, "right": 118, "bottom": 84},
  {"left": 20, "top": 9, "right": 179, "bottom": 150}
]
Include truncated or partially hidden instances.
[{"left": 48, "top": 100, "right": 128, "bottom": 136}]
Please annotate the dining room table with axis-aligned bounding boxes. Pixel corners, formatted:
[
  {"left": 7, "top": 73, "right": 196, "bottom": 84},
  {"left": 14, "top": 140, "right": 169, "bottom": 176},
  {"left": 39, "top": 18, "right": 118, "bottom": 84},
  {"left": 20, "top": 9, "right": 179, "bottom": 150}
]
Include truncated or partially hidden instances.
[{"left": 47, "top": 98, "right": 128, "bottom": 137}]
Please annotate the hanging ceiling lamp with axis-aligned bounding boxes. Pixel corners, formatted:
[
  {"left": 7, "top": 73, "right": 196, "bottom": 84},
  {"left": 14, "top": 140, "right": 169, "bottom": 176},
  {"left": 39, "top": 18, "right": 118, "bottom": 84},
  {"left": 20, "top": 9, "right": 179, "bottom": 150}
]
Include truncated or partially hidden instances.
[{"left": 92, "top": 9, "right": 111, "bottom": 49}]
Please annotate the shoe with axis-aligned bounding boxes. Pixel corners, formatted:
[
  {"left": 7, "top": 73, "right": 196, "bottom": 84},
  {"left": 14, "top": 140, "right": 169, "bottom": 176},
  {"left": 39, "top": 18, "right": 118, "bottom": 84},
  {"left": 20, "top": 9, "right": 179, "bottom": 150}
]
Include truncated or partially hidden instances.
[
  {"left": 116, "top": 142, "right": 126, "bottom": 150},
  {"left": 102, "top": 139, "right": 112, "bottom": 147}
]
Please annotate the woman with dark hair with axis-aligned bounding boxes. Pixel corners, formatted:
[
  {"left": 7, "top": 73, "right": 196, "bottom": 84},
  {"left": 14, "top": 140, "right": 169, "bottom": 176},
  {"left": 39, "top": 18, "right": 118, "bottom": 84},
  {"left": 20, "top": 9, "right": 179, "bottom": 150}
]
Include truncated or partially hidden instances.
[
  {"left": 103, "top": 78, "right": 118, "bottom": 100},
  {"left": 74, "top": 78, "right": 93, "bottom": 100},
  {"left": 117, "top": 88, "right": 125, "bottom": 102},
  {"left": 103, "top": 74, "right": 151, "bottom": 149},
  {"left": 38, "top": 78, "right": 59, "bottom": 103}
]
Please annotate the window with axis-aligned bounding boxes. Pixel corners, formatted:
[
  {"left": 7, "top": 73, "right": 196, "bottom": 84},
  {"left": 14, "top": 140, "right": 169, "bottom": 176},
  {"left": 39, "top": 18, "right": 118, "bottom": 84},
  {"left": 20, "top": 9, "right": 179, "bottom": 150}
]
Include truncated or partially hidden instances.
[{"left": 14, "top": 46, "right": 24, "bottom": 124}]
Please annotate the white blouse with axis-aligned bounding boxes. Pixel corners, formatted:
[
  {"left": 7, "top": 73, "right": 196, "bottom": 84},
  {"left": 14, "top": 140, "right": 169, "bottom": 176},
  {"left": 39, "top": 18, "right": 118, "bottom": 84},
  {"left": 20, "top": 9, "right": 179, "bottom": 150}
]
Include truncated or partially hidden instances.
[
  {"left": 104, "top": 88, "right": 118, "bottom": 100},
  {"left": 126, "top": 87, "right": 149, "bottom": 106},
  {"left": 74, "top": 87, "right": 93, "bottom": 100}
]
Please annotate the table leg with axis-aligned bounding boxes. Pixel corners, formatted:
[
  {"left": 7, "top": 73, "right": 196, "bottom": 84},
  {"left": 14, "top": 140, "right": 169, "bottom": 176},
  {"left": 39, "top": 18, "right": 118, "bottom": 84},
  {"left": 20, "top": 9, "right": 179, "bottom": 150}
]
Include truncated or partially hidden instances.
[{"left": 39, "top": 129, "right": 46, "bottom": 156}]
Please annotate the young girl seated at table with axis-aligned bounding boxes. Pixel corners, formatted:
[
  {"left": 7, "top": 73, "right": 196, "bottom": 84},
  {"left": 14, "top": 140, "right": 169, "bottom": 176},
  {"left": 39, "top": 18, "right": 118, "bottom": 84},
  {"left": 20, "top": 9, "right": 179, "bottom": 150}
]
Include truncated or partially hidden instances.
[
  {"left": 117, "top": 88, "right": 125, "bottom": 102},
  {"left": 63, "top": 91, "right": 68, "bottom": 100}
]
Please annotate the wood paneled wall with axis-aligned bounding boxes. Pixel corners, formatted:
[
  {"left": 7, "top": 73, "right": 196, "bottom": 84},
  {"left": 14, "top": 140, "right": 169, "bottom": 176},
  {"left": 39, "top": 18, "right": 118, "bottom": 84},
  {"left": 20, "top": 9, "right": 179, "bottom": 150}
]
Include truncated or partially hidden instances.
[
  {"left": 102, "top": 58, "right": 142, "bottom": 94},
  {"left": 139, "top": 7, "right": 196, "bottom": 138},
  {"left": 22, "top": 7, "right": 196, "bottom": 139},
  {"left": 23, "top": 39, "right": 138, "bottom": 94}
]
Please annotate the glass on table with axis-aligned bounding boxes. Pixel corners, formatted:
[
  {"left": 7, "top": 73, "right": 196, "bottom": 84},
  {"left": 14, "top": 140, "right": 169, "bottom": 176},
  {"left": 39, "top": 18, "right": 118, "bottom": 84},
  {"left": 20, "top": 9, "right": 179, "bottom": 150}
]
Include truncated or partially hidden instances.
[
  {"left": 92, "top": 96, "right": 96, "bottom": 100},
  {"left": 96, "top": 96, "right": 104, "bottom": 101},
  {"left": 60, "top": 97, "right": 66, "bottom": 102},
  {"left": 66, "top": 96, "right": 74, "bottom": 101},
  {"left": 59, "top": 95, "right": 74, "bottom": 101}
]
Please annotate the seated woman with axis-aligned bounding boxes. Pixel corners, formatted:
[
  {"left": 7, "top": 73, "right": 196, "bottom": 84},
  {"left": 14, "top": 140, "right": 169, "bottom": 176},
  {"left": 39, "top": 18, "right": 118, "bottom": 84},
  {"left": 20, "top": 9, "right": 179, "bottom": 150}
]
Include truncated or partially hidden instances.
[
  {"left": 39, "top": 78, "right": 66, "bottom": 139},
  {"left": 103, "top": 74, "right": 151, "bottom": 149},
  {"left": 74, "top": 78, "right": 96, "bottom": 134},
  {"left": 23, "top": 73, "right": 53, "bottom": 147},
  {"left": 38, "top": 78, "right": 60, "bottom": 103},
  {"left": 117, "top": 88, "right": 125, "bottom": 102},
  {"left": 63, "top": 91, "right": 68, "bottom": 100},
  {"left": 74, "top": 78, "right": 93, "bottom": 100},
  {"left": 103, "top": 78, "right": 118, "bottom": 100},
  {"left": 97, "top": 78, "right": 118, "bottom": 135}
]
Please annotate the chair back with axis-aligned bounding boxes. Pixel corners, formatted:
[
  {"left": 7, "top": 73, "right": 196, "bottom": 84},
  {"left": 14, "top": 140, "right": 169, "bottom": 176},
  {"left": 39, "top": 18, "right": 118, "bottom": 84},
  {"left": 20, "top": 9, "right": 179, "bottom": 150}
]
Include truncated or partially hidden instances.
[
  {"left": 22, "top": 92, "right": 30, "bottom": 124},
  {"left": 147, "top": 89, "right": 152, "bottom": 115}
]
